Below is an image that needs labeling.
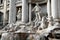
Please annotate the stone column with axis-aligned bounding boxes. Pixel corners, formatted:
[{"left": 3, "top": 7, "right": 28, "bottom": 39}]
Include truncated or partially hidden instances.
[
  {"left": 29, "top": 0, "right": 31, "bottom": 22},
  {"left": 0, "top": 0, "right": 1, "bottom": 4},
  {"left": 51, "top": 0, "right": 58, "bottom": 21},
  {"left": 51, "top": 0, "right": 60, "bottom": 31},
  {"left": 22, "top": 0, "right": 28, "bottom": 23},
  {"left": 3, "top": 0, "right": 7, "bottom": 25},
  {"left": 47, "top": 0, "right": 51, "bottom": 19},
  {"left": 58, "top": 0, "right": 60, "bottom": 18},
  {"left": 9, "top": 0, "right": 16, "bottom": 24}
]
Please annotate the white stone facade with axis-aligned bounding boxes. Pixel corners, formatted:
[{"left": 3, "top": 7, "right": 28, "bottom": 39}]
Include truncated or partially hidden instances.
[{"left": 0, "top": 0, "right": 60, "bottom": 40}]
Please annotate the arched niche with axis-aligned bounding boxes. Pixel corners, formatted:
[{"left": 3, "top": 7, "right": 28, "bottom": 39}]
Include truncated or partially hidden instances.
[
  {"left": 0, "top": 0, "right": 3, "bottom": 4},
  {"left": 0, "top": 12, "right": 3, "bottom": 26},
  {"left": 16, "top": 6, "right": 22, "bottom": 21},
  {"left": 6, "top": 10, "right": 9, "bottom": 24}
]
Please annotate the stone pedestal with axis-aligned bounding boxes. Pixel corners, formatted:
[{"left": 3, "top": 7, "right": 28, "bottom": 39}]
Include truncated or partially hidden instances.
[
  {"left": 9, "top": 0, "right": 16, "bottom": 24},
  {"left": 22, "top": 0, "right": 28, "bottom": 23}
]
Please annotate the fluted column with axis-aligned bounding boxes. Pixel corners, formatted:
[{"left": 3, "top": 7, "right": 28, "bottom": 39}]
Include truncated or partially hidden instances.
[
  {"left": 47, "top": 0, "right": 51, "bottom": 18},
  {"left": 9, "top": 0, "right": 16, "bottom": 24},
  {"left": 51, "top": 0, "right": 58, "bottom": 21},
  {"left": 29, "top": 0, "right": 31, "bottom": 22},
  {"left": 22, "top": 0, "right": 28, "bottom": 23},
  {"left": 51, "top": 0, "right": 60, "bottom": 30},
  {"left": 0, "top": 0, "right": 1, "bottom": 4},
  {"left": 3, "top": 0, "right": 7, "bottom": 25},
  {"left": 58, "top": 0, "right": 60, "bottom": 18}
]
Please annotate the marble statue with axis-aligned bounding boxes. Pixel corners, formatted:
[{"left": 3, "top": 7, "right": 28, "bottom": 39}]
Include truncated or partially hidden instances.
[
  {"left": 13, "top": 34, "right": 20, "bottom": 40},
  {"left": 27, "top": 33, "right": 48, "bottom": 40},
  {"left": 7, "top": 23, "right": 16, "bottom": 32},
  {"left": 32, "top": 3, "right": 42, "bottom": 29},
  {"left": 37, "top": 22, "right": 60, "bottom": 37},
  {"left": 15, "top": 25, "right": 27, "bottom": 33},
  {"left": 38, "top": 16, "right": 47, "bottom": 29},
  {"left": 48, "top": 16, "right": 54, "bottom": 27},
  {"left": 17, "top": 8, "right": 22, "bottom": 21},
  {"left": 1, "top": 33, "right": 9, "bottom": 40},
  {"left": 1, "top": 32, "right": 14, "bottom": 40},
  {"left": 32, "top": 3, "right": 42, "bottom": 21},
  {"left": 33, "top": 34, "right": 40, "bottom": 40},
  {"left": 33, "top": 33, "right": 47, "bottom": 40},
  {"left": 27, "top": 34, "right": 34, "bottom": 40}
]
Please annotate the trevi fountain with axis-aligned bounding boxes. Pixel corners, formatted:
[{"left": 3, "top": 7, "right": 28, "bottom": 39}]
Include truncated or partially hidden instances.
[{"left": 0, "top": 0, "right": 60, "bottom": 40}]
